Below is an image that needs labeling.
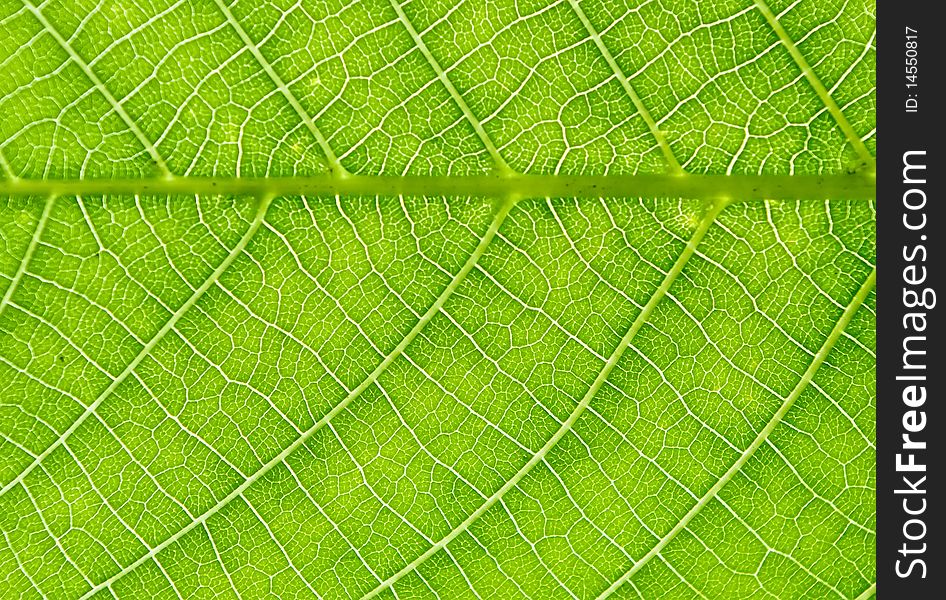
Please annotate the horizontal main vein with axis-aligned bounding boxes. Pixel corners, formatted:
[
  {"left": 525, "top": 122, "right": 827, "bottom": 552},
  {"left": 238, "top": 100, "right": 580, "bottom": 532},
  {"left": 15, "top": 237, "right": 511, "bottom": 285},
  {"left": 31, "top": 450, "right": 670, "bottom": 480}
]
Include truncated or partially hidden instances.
[
  {"left": 76, "top": 195, "right": 517, "bottom": 600},
  {"left": 0, "top": 196, "right": 273, "bottom": 498},
  {"left": 597, "top": 266, "right": 877, "bottom": 599},
  {"left": 0, "top": 173, "right": 875, "bottom": 201},
  {"left": 361, "top": 199, "right": 726, "bottom": 600}
]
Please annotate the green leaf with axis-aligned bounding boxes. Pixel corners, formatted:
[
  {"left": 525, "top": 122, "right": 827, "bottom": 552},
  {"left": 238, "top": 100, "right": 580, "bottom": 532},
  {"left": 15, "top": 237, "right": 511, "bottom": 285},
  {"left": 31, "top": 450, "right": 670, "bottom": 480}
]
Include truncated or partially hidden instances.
[{"left": 0, "top": 0, "right": 875, "bottom": 599}]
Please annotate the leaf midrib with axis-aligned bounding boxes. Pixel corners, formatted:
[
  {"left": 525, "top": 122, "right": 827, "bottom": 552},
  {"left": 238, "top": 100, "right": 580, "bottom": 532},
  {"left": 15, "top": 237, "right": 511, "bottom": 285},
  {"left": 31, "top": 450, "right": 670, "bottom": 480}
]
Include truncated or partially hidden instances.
[{"left": 0, "top": 173, "right": 876, "bottom": 201}]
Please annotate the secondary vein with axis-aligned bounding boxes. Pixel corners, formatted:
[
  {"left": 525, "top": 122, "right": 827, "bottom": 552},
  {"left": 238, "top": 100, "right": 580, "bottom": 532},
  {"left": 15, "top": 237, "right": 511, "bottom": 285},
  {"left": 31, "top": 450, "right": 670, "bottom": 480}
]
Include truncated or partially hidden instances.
[
  {"left": 566, "top": 0, "right": 683, "bottom": 174},
  {"left": 362, "top": 198, "right": 726, "bottom": 600},
  {"left": 210, "top": 0, "right": 348, "bottom": 177},
  {"left": 596, "top": 266, "right": 877, "bottom": 599},
  {"left": 388, "top": 0, "right": 513, "bottom": 174},
  {"left": 0, "top": 194, "right": 55, "bottom": 319},
  {"left": 76, "top": 194, "right": 517, "bottom": 599},
  {"left": 0, "top": 195, "right": 274, "bottom": 498},
  {"left": 853, "top": 582, "right": 876, "bottom": 600},
  {"left": 0, "top": 147, "right": 16, "bottom": 180},
  {"left": 19, "top": 1, "right": 171, "bottom": 177},
  {"left": 753, "top": 0, "right": 875, "bottom": 171}
]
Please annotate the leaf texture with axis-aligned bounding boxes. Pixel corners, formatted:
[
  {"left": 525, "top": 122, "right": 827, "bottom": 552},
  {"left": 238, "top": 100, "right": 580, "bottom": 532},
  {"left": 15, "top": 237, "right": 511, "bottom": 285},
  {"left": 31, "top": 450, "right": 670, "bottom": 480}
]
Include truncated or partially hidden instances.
[{"left": 0, "top": 0, "right": 875, "bottom": 598}]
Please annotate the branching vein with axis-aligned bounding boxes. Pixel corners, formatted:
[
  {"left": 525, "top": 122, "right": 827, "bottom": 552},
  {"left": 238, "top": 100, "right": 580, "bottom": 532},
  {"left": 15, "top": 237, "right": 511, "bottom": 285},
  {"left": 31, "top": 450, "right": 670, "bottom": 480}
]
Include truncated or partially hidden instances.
[
  {"left": 597, "top": 266, "right": 876, "bottom": 598},
  {"left": 19, "top": 1, "right": 171, "bottom": 177},
  {"left": 362, "top": 199, "right": 726, "bottom": 599},
  {"left": 75, "top": 195, "right": 517, "bottom": 598},
  {"left": 0, "top": 195, "right": 273, "bottom": 497},
  {"left": 753, "top": 0, "right": 875, "bottom": 170}
]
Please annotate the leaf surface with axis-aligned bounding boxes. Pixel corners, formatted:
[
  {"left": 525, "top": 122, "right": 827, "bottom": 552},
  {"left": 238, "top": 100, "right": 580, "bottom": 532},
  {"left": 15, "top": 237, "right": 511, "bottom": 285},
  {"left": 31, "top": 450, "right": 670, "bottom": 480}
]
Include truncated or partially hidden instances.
[{"left": 0, "top": 0, "right": 875, "bottom": 598}]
